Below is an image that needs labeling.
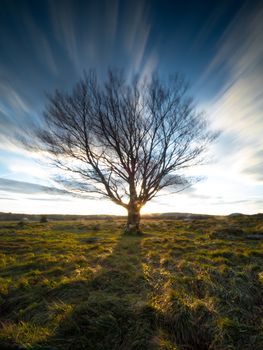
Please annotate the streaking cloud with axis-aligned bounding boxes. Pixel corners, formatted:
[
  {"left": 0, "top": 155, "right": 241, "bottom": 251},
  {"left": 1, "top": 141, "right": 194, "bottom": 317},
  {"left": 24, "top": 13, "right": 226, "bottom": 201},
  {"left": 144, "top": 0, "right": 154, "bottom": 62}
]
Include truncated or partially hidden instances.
[
  {"left": 0, "top": 0, "right": 263, "bottom": 215},
  {"left": 203, "top": 2, "right": 263, "bottom": 184}
]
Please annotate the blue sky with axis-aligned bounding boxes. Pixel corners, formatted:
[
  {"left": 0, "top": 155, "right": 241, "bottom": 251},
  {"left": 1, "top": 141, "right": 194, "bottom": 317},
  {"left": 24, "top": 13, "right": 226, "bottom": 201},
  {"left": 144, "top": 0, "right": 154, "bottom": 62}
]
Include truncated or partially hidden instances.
[{"left": 1, "top": 0, "right": 263, "bottom": 215}]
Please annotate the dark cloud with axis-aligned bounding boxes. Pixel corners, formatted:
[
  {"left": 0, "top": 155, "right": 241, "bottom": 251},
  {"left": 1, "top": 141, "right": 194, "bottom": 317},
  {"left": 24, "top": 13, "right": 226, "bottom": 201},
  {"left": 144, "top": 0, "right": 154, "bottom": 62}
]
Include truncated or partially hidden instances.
[
  {"left": 241, "top": 150, "right": 263, "bottom": 181},
  {"left": 0, "top": 178, "right": 68, "bottom": 196},
  {"left": 0, "top": 196, "right": 15, "bottom": 200},
  {"left": 180, "top": 188, "right": 253, "bottom": 205},
  {"left": 244, "top": 164, "right": 263, "bottom": 182}
]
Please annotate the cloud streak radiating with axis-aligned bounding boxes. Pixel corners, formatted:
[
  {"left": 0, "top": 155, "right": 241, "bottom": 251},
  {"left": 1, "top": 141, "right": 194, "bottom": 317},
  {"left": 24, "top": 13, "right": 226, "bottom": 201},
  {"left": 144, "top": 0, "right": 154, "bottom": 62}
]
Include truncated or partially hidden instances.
[
  {"left": 203, "top": 2, "right": 263, "bottom": 183},
  {"left": 0, "top": 0, "right": 263, "bottom": 215}
]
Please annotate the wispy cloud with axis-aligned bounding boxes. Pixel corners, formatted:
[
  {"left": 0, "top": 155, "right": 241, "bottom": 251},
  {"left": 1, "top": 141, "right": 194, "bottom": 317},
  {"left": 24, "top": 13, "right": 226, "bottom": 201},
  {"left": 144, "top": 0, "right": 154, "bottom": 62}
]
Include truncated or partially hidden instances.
[
  {"left": 23, "top": 12, "right": 57, "bottom": 75},
  {"left": 0, "top": 81, "right": 30, "bottom": 115},
  {"left": 0, "top": 196, "right": 15, "bottom": 201},
  {"left": 201, "top": 2, "right": 263, "bottom": 182},
  {"left": 123, "top": 0, "right": 155, "bottom": 75},
  {"left": 0, "top": 98, "right": 31, "bottom": 151},
  {"left": 0, "top": 178, "right": 67, "bottom": 196},
  {"left": 189, "top": 3, "right": 229, "bottom": 54},
  {"left": 49, "top": 0, "right": 79, "bottom": 71},
  {"left": 2, "top": 0, "right": 262, "bottom": 215}
]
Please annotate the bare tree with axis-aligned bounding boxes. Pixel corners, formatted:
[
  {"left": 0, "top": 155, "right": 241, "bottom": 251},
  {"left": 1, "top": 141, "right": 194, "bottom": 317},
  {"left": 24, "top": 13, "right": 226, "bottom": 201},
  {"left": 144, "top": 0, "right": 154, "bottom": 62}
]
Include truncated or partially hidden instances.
[{"left": 32, "top": 70, "right": 216, "bottom": 234}]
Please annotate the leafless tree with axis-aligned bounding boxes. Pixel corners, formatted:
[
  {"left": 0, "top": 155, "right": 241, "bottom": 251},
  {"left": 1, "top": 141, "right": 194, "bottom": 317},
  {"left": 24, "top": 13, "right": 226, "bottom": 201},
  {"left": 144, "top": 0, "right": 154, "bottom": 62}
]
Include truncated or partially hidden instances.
[{"left": 32, "top": 70, "right": 216, "bottom": 234}]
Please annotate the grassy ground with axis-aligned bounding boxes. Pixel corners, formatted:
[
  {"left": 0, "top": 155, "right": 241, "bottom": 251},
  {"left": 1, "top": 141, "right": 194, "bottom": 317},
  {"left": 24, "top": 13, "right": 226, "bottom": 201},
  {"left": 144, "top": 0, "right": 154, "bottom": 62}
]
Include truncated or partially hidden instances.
[{"left": 0, "top": 216, "right": 263, "bottom": 349}]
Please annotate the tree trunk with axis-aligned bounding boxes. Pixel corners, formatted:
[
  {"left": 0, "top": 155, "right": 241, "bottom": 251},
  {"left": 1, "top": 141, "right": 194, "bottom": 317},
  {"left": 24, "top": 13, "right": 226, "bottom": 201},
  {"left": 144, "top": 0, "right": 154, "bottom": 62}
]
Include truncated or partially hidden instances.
[{"left": 125, "top": 203, "right": 141, "bottom": 235}]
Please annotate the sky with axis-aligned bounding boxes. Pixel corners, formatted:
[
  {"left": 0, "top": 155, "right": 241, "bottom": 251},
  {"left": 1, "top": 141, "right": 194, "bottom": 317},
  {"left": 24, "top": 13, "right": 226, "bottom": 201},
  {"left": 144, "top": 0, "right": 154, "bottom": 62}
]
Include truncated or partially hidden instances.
[{"left": 1, "top": 0, "right": 263, "bottom": 216}]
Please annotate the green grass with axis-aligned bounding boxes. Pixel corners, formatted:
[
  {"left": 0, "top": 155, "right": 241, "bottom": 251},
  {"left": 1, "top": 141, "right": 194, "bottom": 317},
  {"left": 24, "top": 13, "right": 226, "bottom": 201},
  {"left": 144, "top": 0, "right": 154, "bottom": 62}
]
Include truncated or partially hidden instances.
[{"left": 0, "top": 216, "right": 263, "bottom": 349}]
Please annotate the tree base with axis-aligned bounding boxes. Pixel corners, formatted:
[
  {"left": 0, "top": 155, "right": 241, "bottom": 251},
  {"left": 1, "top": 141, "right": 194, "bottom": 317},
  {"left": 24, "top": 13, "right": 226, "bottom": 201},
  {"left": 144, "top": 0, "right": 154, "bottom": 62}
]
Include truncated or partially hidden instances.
[{"left": 123, "top": 224, "right": 143, "bottom": 235}]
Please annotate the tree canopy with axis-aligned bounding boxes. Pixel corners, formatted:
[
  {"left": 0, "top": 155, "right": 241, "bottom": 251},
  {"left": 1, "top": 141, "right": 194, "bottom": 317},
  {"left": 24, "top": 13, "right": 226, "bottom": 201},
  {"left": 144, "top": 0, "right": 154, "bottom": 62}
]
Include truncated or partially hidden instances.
[{"left": 31, "top": 70, "right": 216, "bottom": 233}]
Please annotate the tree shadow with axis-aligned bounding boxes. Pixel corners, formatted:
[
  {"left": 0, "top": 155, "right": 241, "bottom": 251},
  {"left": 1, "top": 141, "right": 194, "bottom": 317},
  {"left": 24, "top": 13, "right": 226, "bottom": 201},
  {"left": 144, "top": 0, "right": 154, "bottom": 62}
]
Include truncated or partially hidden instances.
[
  {"left": 42, "top": 233, "right": 218, "bottom": 350},
  {"left": 36, "top": 234, "right": 158, "bottom": 350},
  {"left": 1, "top": 231, "right": 224, "bottom": 350}
]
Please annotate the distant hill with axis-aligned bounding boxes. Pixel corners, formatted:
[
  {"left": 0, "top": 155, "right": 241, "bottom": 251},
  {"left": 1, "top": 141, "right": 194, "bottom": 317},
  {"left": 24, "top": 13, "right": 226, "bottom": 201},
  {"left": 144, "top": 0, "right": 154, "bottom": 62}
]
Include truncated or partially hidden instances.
[
  {"left": 0, "top": 212, "right": 119, "bottom": 222},
  {"left": 228, "top": 213, "right": 244, "bottom": 217},
  {"left": 0, "top": 211, "right": 261, "bottom": 222},
  {"left": 0, "top": 211, "right": 213, "bottom": 221},
  {"left": 159, "top": 212, "right": 212, "bottom": 220}
]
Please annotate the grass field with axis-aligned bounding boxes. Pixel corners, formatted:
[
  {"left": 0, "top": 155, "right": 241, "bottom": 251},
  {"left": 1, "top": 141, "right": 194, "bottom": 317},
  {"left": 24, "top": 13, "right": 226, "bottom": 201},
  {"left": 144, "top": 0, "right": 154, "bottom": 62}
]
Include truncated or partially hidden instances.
[{"left": 0, "top": 215, "right": 263, "bottom": 349}]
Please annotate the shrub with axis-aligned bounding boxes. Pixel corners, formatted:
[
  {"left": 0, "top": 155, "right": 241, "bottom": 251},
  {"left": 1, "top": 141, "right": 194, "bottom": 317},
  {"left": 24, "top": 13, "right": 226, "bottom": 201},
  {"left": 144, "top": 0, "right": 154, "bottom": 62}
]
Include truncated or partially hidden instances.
[{"left": 40, "top": 215, "right": 48, "bottom": 223}]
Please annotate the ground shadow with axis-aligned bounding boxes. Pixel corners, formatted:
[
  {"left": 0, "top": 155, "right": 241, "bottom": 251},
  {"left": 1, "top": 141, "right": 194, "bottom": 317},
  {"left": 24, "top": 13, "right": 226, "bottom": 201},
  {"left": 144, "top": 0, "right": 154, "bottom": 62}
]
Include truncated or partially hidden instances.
[
  {"left": 4, "top": 226, "right": 259, "bottom": 350},
  {"left": 37, "top": 233, "right": 158, "bottom": 350},
  {"left": 0, "top": 230, "right": 216, "bottom": 350}
]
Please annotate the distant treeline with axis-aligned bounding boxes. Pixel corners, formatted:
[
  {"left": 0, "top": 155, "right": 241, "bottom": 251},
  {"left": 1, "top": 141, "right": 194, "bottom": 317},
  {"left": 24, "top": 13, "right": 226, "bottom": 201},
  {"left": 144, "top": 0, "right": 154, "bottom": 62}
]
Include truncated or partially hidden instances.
[
  {"left": 0, "top": 212, "right": 120, "bottom": 222},
  {"left": 1, "top": 211, "right": 262, "bottom": 222},
  {"left": 0, "top": 211, "right": 217, "bottom": 222}
]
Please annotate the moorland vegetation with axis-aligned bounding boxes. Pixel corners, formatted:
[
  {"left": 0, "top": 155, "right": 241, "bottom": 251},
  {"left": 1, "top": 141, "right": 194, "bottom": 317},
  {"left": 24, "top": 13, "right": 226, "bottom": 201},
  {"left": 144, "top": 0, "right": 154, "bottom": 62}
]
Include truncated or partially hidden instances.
[{"left": 0, "top": 214, "right": 263, "bottom": 349}]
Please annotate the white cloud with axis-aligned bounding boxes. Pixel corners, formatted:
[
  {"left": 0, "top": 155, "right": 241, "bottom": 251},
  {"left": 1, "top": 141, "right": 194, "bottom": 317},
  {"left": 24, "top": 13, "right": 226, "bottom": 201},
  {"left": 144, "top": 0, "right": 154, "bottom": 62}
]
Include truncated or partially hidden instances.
[
  {"left": 0, "top": 82, "right": 30, "bottom": 115},
  {"left": 198, "top": 2, "right": 263, "bottom": 190},
  {"left": 1, "top": 2, "right": 263, "bottom": 215}
]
